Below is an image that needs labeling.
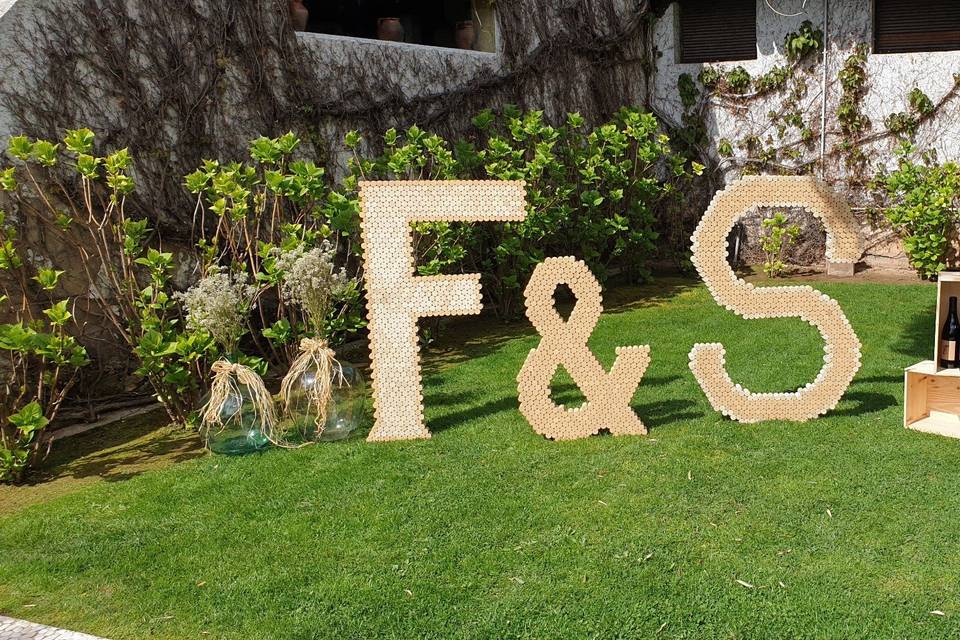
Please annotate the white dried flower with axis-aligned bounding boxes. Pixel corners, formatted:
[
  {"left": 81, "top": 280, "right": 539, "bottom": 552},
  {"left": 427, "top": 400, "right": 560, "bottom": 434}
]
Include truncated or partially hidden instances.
[
  {"left": 175, "top": 266, "right": 256, "bottom": 352},
  {"left": 273, "top": 241, "right": 352, "bottom": 334}
]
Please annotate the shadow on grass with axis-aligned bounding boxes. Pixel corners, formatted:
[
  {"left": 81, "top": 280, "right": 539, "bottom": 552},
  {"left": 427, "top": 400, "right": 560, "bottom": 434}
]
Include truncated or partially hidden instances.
[
  {"left": 28, "top": 408, "right": 204, "bottom": 486},
  {"left": 831, "top": 390, "right": 898, "bottom": 417},
  {"left": 894, "top": 302, "right": 936, "bottom": 361},
  {"left": 595, "top": 277, "right": 700, "bottom": 317},
  {"left": 427, "top": 390, "right": 518, "bottom": 434},
  {"left": 634, "top": 398, "right": 705, "bottom": 429},
  {"left": 421, "top": 277, "right": 701, "bottom": 369},
  {"left": 855, "top": 375, "right": 905, "bottom": 384},
  {"left": 425, "top": 375, "right": 695, "bottom": 435}
]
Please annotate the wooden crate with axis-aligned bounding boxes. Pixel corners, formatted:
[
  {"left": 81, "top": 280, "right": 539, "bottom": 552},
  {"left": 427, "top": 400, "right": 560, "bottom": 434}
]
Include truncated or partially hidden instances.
[
  {"left": 904, "top": 361, "right": 960, "bottom": 438},
  {"left": 904, "top": 272, "right": 960, "bottom": 439}
]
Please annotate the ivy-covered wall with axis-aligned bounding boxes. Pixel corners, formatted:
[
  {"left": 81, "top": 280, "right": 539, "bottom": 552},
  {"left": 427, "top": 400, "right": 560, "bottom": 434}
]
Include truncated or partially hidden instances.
[
  {"left": 650, "top": 0, "right": 960, "bottom": 270},
  {"left": 0, "top": 0, "right": 653, "bottom": 232},
  {"left": 3, "top": 0, "right": 955, "bottom": 274},
  {"left": 0, "top": 0, "right": 664, "bottom": 398}
]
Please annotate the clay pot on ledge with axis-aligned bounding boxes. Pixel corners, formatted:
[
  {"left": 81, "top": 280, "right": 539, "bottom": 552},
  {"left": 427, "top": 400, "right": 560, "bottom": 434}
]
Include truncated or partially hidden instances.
[
  {"left": 377, "top": 17, "right": 404, "bottom": 42},
  {"left": 455, "top": 20, "right": 475, "bottom": 50},
  {"left": 289, "top": 0, "right": 309, "bottom": 32}
]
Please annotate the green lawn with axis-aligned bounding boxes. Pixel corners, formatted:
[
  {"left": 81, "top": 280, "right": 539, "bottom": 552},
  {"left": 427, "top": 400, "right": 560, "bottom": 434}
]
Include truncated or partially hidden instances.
[{"left": 2, "top": 278, "right": 959, "bottom": 639}]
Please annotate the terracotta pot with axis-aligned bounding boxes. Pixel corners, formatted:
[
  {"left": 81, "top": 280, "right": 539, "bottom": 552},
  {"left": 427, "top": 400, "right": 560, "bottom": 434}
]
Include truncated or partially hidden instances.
[
  {"left": 377, "top": 17, "right": 404, "bottom": 42},
  {"left": 455, "top": 20, "right": 475, "bottom": 50},
  {"left": 289, "top": 0, "right": 309, "bottom": 32}
]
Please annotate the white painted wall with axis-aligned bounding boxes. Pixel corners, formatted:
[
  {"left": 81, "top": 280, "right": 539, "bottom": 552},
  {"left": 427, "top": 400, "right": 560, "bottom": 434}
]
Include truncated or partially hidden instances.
[{"left": 652, "top": 0, "right": 960, "bottom": 166}]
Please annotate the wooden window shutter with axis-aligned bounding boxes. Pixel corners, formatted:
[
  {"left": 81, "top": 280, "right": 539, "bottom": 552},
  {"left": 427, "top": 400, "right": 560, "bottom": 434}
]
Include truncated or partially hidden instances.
[
  {"left": 875, "top": 0, "right": 960, "bottom": 54},
  {"left": 679, "top": 0, "right": 757, "bottom": 63}
]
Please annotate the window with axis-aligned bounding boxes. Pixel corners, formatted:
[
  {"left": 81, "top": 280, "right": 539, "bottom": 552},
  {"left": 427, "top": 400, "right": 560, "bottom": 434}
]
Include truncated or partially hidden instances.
[
  {"left": 677, "top": 0, "right": 757, "bottom": 63},
  {"left": 874, "top": 0, "right": 960, "bottom": 54},
  {"left": 298, "top": 0, "right": 497, "bottom": 53}
]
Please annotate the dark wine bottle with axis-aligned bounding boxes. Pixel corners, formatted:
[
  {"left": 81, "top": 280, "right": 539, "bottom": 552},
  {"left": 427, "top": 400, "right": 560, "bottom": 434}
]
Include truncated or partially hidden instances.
[{"left": 940, "top": 296, "right": 960, "bottom": 368}]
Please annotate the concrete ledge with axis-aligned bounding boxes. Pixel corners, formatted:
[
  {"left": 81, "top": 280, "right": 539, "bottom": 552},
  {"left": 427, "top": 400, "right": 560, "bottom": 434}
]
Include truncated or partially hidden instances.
[
  {"left": 295, "top": 31, "right": 500, "bottom": 59},
  {"left": 0, "top": 616, "right": 107, "bottom": 640}
]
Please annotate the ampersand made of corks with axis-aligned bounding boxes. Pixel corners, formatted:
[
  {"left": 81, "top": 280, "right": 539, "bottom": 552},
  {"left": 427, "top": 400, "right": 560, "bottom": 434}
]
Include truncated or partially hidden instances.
[{"left": 516, "top": 256, "right": 651, "bottom": 440}]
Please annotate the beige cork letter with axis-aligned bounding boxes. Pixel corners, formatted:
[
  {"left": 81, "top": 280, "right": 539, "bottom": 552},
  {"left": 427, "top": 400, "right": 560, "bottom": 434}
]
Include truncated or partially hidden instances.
[
  {"left": 359, "top": 180, "right": 527, "bottom": 442},
  {"left": 517, "top": 256, "right": 650, "bottom": 440},
  {"left": 688, "top": 175, "right": 863, "bottom": 423}
]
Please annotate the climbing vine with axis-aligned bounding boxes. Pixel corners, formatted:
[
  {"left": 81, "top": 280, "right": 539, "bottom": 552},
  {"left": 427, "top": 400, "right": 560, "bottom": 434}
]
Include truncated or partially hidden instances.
[
  {"left": 662, "top": 10, "right": 960, "bottom": 277},
  {"left": 0, "top": 0, "right": 658, "bottom": 234},
  {"left": 670, "top": 14, "right": 960, "bottom": 188}
]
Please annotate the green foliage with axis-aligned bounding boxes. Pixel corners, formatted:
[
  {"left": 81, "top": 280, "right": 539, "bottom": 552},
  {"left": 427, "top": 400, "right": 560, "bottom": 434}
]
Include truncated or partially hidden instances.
[
  {"left": 0, "top": 129, "right": 203, "bottom": 435},
  {"left": 837, "top": 101, "right": 869, "bottom": 135},
  {"left": 834, "top": 45, "right": 871, "bottom": 166},
  {"left": 0, "top": 168, "right": 15, "bottom": 191},
  {"left": 753, "top": 65, "right": 790, "bottom": 94},
  {"left": 698, "top": 66, "right": 752, "bottom": 96},
  {"left": 697, "top": 67, "right": 722, "bottom": 91},
  {"left": 130, "top": 241, "right": 217, "bottom": 409},
  {"left": 909, "top": 88, "right": 935, "bottom": 117},
  {"left": 0, "top": 402, "right": 48, "bottom": 483},
  {"left": 885, "top": 111, "right": 919, "bottom": 137},
  {"left": 760, "top": 211, "right": 800, "bottom": 278},
  {"left": 875, "top": 144, "right": 960, "bottom": 279},
  {"left": 63, "top": 128, "right": 94, "bottom": 155},
  {"left": 838, "top": 45, "right": 867, "bottom": 95},
  {"left": 783, "top": 20, "right": 823, "bottom": 61},
  {"left": 724, "top": 66, "right": 752, "bottom": 94},
  {"left": 344, "top": 107, "right": 697, "bottom": 319},
  {"left": 0, "top": 201, "right": 88, "bottom": 482},
  {"left": 885, "top": 87, "right": 934, "bottom": 139},
  {"left": 31, "top": 267, "right": 63, "bottom": 291},
  {"left": 677, "top": 73, "right": 699, "bottom": 109},
  {"left": 187, "top": 132, "right": 365, "bottom": 359},
  {"left": 480, "top": 107, "right": 696, "bottom": 316}
]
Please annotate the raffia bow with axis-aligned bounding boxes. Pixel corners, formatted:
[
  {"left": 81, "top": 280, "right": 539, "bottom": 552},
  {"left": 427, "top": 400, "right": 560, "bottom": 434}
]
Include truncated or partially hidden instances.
[
  {"left": 201, "top": 359, "right": 277, "bottom": 438},
  {"left": 279, "top": 337, "right": 346, "bottom": 438}
]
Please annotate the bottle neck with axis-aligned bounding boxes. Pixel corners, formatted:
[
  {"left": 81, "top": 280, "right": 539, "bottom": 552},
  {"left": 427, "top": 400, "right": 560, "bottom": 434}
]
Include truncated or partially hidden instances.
[{"left": 951, "top": 298, "right": 958, "bottom": 314}]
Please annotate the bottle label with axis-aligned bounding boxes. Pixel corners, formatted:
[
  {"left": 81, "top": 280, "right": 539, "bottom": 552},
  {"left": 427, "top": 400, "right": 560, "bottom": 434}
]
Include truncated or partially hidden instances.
[{"left": 941, "top": 339, "right": 957, "bottom": 361}]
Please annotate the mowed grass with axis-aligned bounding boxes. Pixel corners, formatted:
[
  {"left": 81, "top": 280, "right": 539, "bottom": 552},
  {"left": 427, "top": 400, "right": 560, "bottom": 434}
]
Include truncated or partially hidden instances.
[{"left": 2, "top": 278, "right": 959, "bottom": 639}]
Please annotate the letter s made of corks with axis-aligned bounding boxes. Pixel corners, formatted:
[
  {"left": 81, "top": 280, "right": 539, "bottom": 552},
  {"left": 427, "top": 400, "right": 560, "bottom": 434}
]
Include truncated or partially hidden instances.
[{"left": 688, "top": 176, "right": 863, "bottom": 423}]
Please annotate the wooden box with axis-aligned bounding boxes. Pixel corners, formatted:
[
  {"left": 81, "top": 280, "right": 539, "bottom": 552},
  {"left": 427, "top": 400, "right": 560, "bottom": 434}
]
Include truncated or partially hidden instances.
[
  {"left": 904, "top": 272, "right": 960, "bottom": 438},
  {"left": 904, "top": 361, "right": 960, "bottom": 438}
]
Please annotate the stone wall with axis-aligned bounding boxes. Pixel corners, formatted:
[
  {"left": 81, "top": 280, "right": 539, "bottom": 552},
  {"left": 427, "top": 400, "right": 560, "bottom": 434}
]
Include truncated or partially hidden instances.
[
  {"left": 0, "top": 0, "right": 651, "bottom": 225},
  {"left": 2, "top": 0, "right": 957, "bottom": 273}
]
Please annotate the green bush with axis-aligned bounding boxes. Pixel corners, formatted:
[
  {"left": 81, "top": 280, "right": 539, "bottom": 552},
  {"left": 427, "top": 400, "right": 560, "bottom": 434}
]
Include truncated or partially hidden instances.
[
  {"left": 0, "top": 106, "right": 696, "bottom": 457},
  {"left": 2, "top": 130, "right": 213, "bottom": 429},
  {"left": 345, "top": 106, "right": 700, "bottom": 319},
  {"left": 760, "top": 211, "right": 800, "bottom": 278},
  {"left": 875, "top": 143, "right": 960, "bottom": 279},
  {"left": 469, "top": 107, "right": 701, "bottom": 318},
  {"left": 0, "top": 207, "right": 89, "bottom": 482},
  {"left": 185, "top": 133, "right": 365, "bottom": 361}
]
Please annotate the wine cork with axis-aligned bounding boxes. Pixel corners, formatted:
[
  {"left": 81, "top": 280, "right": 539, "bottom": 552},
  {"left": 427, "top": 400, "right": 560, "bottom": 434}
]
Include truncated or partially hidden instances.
[{"left": 516, "top": 257, "right": 650, "bottom": 440}]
